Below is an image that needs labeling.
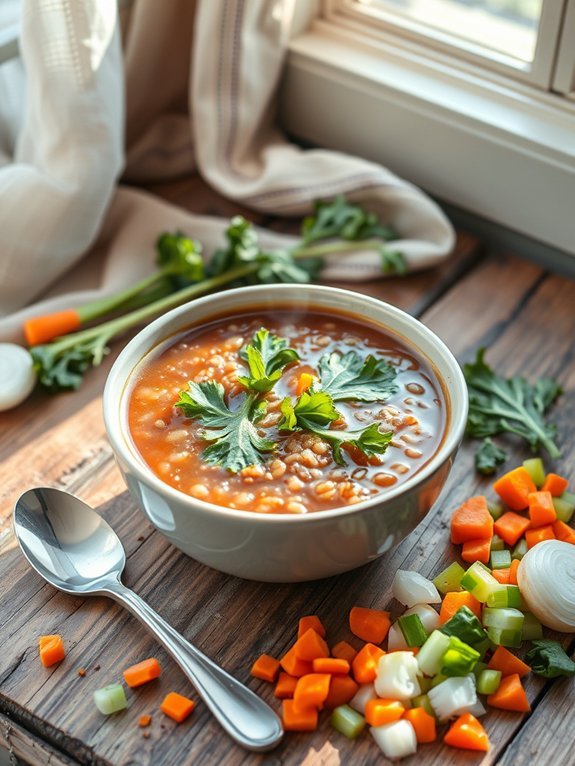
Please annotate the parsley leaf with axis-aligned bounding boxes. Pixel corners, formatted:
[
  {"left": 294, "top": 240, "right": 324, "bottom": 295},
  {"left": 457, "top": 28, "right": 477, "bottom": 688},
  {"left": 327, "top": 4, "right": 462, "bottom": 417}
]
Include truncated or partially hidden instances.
[
  {"left": 301, "top": 196, "right": 396, "bottom": 245},
  {"left": 176, "top": 381, "right": 275, "bottom": 473},
  {"left": 318, "top": 350, "right": 398, "bottom": 403},
  {"left": 238, "top": 328, "right": 300, "bottom": 393},
  {"left": 279, "top": 390, "right": 393, "bottom": 464},
  {"left": 475, "top": 437, "right": 507, "bottom": 476},
  {"left": 464, "top": 349, "right": 562, "bottom": 460},
  {"left": 525, "top": 640, "right": 575, "bottom": 678},
  {"left": 381, "top": 249, "right": 408, "bottom": 276}
]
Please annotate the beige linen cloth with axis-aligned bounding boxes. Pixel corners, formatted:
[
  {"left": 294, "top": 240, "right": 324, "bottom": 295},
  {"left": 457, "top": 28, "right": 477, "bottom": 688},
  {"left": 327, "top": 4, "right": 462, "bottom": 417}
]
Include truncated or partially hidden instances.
[{"left": 0, "top": 0, "right": 455, "bottom": 343}]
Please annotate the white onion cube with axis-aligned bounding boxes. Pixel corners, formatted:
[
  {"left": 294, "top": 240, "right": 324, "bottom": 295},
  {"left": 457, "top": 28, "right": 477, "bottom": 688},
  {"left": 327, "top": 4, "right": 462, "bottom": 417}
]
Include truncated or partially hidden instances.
[{"left": 371, "top": 720, "right": 417, "bottom": 759}]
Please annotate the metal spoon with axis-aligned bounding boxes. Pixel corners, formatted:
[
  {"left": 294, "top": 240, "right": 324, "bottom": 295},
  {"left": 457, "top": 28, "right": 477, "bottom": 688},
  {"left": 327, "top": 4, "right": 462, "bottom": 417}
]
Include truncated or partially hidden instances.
[{"left": 13, "top": 487, "right": 283, "bottom": 752}]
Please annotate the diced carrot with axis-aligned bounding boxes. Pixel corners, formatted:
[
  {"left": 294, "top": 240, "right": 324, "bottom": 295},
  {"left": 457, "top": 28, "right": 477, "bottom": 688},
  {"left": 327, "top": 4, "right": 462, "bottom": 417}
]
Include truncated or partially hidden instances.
[
  {"left": 528, "top": 491, "right": 557, "bottom": 527},
  {"left": 493, "top": 467, "right": 537, "bottom": 511},
  {"left": 494, "top": 512, "right": 531, "bottom": 546},
  {"left": 24, "top": 309, "right": 82, "bottom": 346},
  {"left": 349, "top": 606, "right": 391, "bottom": 644},
  {"left": 365, "top": 698, "right": 405, "bottom": 727},
  {"left": 123, "top": 658, "right": 161, "bottom": 688},
  {"left": 439, "top": 591, "right": 482, "bottom": 624},
  {"left": 160, "top": 692, "right": 195, "bottom": 723},
  {"left": 280, "top": 645, "right": 314, "bottom": 677},
  {"left": 487, "top": 673, "right": 530, "bottom": 712},
  {"left": 331, "top": 640, "right": 358, "bottom": 663},
  {"left": 250, "top": 654, "right": 280, "bottom": 683},
  {"left": 508, "top": 558, "right": 520, "bottom": 584},
  {"left": 138, "top": 715, "right": 152, "bottom": 728},
  {"left": 525, "top": 524, "right": 555, "bottom": 549},
  {"left": 324, "top": 676, "right": 359, "bottom": 709},
  {"left": 352, "top": 643, "right": 385, "bottom": 684},
  {"left": 487, "top": 646, "right": 530, "bottom": 678},
  {"left": 450, "top": 496, "right": 493, "bottom": 544},
  {"left": 282, "top": 699, "right": 318, "bottom": 731},
  {"left": 38, "top": 635, "right": 66, "bottom": 668},
  {"left": 403, "top": 707, "right": 437, "bottom": 744},
  {"left": 294, "top": 628, "right": 330, "bottom": 661},
  {"left": 295, "top": 372, "right": 315, "bottom": 396},
  {"left": 491, "top": 568, "right": 511, "bottom": 584},
  {"left": 275, "top": 672, "right": 299, "bottom": 699},
  {"left": 541, "top": 473, "right": 569, "bottom": 497},
  {"left": 444, "top": 713, "right": 489, "bottom": 751},
  {"left": 553, "top": 520, "right": 575, "bottom": 545},
  {"left": 298, "top": 615, "right": 326, "bottom": 639},
  {"left": 293, "top": 674, "right": 331, "bottom": 710},
  {"left": 312, "top": 657, "right": 350, "bottom": 674},
  {"left": 461, "top": 537, "right": 492, "bottom": 564}
]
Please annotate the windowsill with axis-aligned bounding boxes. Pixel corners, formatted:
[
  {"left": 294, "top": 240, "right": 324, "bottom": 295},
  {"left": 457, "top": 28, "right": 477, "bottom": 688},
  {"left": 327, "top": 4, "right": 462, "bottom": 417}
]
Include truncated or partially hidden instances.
[{"left": 280, "top": 19, "right": 575, "bottom": 257}]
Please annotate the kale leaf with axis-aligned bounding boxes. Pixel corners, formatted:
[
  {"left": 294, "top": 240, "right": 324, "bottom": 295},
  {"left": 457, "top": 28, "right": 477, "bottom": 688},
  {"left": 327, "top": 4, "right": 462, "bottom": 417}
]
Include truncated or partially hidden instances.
[{"left": 475, "top": 437, "right": 508, "bottom": 476}]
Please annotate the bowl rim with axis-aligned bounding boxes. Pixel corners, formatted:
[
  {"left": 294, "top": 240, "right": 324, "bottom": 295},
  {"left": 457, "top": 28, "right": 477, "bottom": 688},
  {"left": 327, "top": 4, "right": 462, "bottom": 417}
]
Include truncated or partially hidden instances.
[{"left": 103, "top": 283, "right": 468, "bottom": 524}]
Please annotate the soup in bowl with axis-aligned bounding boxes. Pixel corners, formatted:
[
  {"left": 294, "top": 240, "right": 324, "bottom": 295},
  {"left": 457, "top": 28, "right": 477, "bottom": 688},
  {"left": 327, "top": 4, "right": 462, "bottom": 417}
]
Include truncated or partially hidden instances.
[{"left": 103, "top": 285, "right": 468, "bottom": 581}]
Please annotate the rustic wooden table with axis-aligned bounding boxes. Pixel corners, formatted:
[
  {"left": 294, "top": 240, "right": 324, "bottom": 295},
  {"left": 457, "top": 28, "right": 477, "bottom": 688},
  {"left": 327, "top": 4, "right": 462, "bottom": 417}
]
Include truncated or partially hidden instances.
[{"left": 1, "top": 177, "right": 574, "bottom": 766}]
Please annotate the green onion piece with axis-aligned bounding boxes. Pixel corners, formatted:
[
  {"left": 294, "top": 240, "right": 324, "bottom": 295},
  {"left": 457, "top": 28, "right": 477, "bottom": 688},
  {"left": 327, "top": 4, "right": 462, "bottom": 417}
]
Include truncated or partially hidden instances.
[
  {"left": 487, "top": 501, "right": 505, "bottom": 520},
  {"left": 460, "top": 562, "right": 504, "bottom": 603},
  {"left": 525, "top": 639, "right": 575, "bottom": 679},
  {"left": 477, "top": 668, "right": 502, "bottom": 695},
  {"left": 482, "top": 607, "right": 524, "bottom": 632},
  {"left": 417, "top": 630, "right": 451, "bottom": 677},
  {"left": 433, "top": 562, "right": 465, "bottom": 594},
  {"left": 440, "top": 606, "right": 487, "bottom": 647},
  {"left": 490, "top": 535, "right": 505, "bottom": 552},
  {"left": 330, "top": 704, "right": 366, "bottom": 739},
  {"left": 522, "top": 457, "right": 546, "bottom": 488},
  {"left": 93, "top": 684, "right": 128, "bottom": 715},
  {"left": 553, "top": 491, "right": 575, "bottom": 523},
  {"left": 490, "top": 549, "right": 512, "bottom": 570},
  {"left": 486, "top": 585, "right": 524, "bottom": 609},
  {"left": 398, "top": 613, "right": 428, "bottom": 648},
  {"left": 411, "top": 693, "right": 435, "bottom": 718},
  {"left": 512, "top": 539, "right": 529, "bottom": 561},
  {"left": 430, "top": 672, "right": 448, "bottom": 688},
  {"left": 522, "top": 612, "right": 543, "bottom": 641},
  {"left": 441, "top": 636, "right": 480, "bottom": 677},
  {"left": 486, "top": 626, "right": 523, "bottom": 648}
]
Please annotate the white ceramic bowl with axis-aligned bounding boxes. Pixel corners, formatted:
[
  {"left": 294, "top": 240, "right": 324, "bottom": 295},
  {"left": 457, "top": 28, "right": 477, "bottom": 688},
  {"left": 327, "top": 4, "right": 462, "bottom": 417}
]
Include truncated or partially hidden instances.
[{"left": 103, "top": 284, "right": 468, "bottom": 582}]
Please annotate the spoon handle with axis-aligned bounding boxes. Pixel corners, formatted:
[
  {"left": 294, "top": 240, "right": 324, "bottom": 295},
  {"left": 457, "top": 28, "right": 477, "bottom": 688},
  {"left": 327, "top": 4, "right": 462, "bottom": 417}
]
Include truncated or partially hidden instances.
[{"left": 105, "top": 580, "right": 283, "bottom": 752}]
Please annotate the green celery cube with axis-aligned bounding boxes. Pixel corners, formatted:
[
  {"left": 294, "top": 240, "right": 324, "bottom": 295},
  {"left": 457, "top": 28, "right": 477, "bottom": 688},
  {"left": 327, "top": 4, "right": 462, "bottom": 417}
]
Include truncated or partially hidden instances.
[
  {"left": 411, "top": 693, "right": 435, "bottom": 718},
  {"left": 553, "top": 492, "right": 575, "bottom": 523},
  {"left": 330, "top": 705, "right": 366, "bottom": 739},
  {"left": 477, "top": 669, "right": 502, "bottom": 695},
  {"left": 433, "top": 562, "right": 465, "bottom": 594},
  {"left": 522, "top": 612, "right": 543, "bottom": 641},
  {"left": 93, "top": 684, "right": 128, "bottom": 715},
  {"left": 487, "top": 501, "right": 505, "bottom": 521},
  {"left": 490, "top": 535, "right": 505, "bottom": 552},
  {"left": 461, "top": 561, "right": 504, "bottom": 603},
  {"left": 486, "top": 626, "right": 523, "bottom": 648},
  {"left": 512, "top": 539, "right": 528, "bottom": 560},
  {"left": 523, "top": 458, "right": 546, "bottom": 488},
  {"left": 490, "top": 549, "right": 512, "bottom": 570}
]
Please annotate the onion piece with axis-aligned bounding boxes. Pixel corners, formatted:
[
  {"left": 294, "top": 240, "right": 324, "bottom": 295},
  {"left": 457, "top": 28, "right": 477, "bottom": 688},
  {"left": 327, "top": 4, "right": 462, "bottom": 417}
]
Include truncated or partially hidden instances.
[
  {"left": 517, "top": 540, "right": 575, "bottom": 633},
  {"left": 0, "top": 343, "right": 36, "bottom": 411},
  {"left": 371, "top": 720, "right": 417, "bottom": 759},
  {"left": 392, "top": 570, "right": 441, "bottom": 607},
  {"left": 403, "top": 604, "right": 440, "bottom": 634}
]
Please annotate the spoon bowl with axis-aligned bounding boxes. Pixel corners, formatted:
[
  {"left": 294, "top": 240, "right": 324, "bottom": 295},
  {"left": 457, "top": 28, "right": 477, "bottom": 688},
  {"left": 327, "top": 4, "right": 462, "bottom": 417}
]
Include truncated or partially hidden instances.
[{"left": 13, "top": 487, "right": 283, "bottom": 752}]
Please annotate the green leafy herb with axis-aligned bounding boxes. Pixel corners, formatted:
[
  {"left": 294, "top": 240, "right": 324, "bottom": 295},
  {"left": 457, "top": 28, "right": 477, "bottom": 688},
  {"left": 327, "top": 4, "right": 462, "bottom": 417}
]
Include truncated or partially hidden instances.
[
  {"left": 464, "top": 348, "right": 562, "bottom": 460},
  {"left": 238, "top": 328, "right": 299, "bottom": 393},
  {"left": 155, "top": 231, "right": 205, "bottom": 287},
  {"left": 318, "top": 350, "right": 397, "bottom": 403},
  {"left": 176, "top": 381, "right": 275, "bottom": 473},
  {"left": 279, "top": 390, "right": 393, "bottom": 464},
  {"left": 525, "top": 639, "right": 575, "bottom": 678},
  {"left": 381, "top": 249, "right": 408, "bottom": 276},
  {"left": 301, "top": 196, "right": 396, "bottom": 245},
  {"left": 475, "top": 437, "right": 507, "bottom": 475}
]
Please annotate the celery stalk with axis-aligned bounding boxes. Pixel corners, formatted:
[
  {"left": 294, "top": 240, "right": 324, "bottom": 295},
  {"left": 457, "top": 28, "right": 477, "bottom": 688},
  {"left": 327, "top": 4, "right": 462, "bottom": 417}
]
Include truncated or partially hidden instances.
[
  {"left": 477, "top": 669, "right": 502, "bottom": 695},
  {"left": 93, "top": 684, "right": 128, "bottom": 715},
  {"left": 411, "top": 693, "right": 435, "bottom": 718},
  {"left": 432, "top": 562, "right": 465, "bottom": 594},
  {"left": 441, "top": 636, "right": 480, "bottom": 677},
  {"left": 523, "top": 457, "right": 546, "bottom": 487},
  {"left": 512, "top": 539, "right": 528, "bottom": 560},
  {"left": 330, "top": 705, "right": 366, "bottom": 739},
  {"left": 522, "top": 612, "right": 544, "bottom": 641},
  {"left": 487, "top": 501, "right": 505, "bottom": 520},
  {"left": 460, "top": 561, "right": 504, "bottom": 602},
  {"left": 490, "top": 549, "right": 512, "bottom": 570},
  {"left": 417, "top": 630, "right": 450, "bottom": 677},
  {"left": 398, "top": 613, "right": 428, "bottom": 647},
  {"left": 553, "top": 492, "right": 575, "bottom": 523},
  {"left": 486, "top": 585, "right": 524, "bottom": 609},
  {"left": 486, "top": 626, "right": 523, "bottom": 648},
  {"left": 482, "top": 607, "right": 524, "bottom": 631},
  {"left": 490, "top": 535, "right": 505, "bottom": 552}
]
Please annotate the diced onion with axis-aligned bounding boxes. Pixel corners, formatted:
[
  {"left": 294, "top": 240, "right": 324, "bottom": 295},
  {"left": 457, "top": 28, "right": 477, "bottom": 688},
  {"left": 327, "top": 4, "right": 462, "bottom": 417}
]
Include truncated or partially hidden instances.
[
  {"left": 392, "top": 570, "right": 441, "bottom": 608},
  {"left": 387, "top": 622, "right": 409, "bottom": 652},
  {"left": 349, "top": 683, "right": 377, "bottom": 714},
  {"left": 518, "top": 540, "right": 575, "bottom": 633},
  {"left": 371, "top": 719, "right": 417, "bottom": 759},
  {"left": 403, "top": 604, "right": 440, "bottom": 634},
  {"left": 428, "top": 675, "right": 477, "bottom": 720},
  {"left": 375, "top": 652, "right": 421, "bottom": 700}
]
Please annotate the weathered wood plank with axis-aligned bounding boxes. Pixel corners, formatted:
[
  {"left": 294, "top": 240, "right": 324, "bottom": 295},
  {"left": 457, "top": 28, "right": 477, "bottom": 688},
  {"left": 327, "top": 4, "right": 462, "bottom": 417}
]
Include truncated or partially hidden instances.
[{"left": 0, "top": 712, "right": 81, "bottom": 766}]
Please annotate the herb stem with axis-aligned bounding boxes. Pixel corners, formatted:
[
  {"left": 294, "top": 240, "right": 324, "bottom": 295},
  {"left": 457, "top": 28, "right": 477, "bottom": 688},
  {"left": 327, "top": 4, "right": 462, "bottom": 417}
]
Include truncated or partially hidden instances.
[{"left": 292, "top": 238, "right": 384, "bottom": 259}]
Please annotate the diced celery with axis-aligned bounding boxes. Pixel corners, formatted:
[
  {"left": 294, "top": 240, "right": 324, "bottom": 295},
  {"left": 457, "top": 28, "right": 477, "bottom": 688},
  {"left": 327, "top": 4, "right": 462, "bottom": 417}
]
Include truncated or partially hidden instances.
[
  {"left": 476, "top": 561, "right": 491, "bottom": 573},
  {"left": 93, "top": 684, "right": 128, "bottom": 715},
  {"left": 440, "top": 606, "right": 487, "bottom": 648},
  {"left": 476, "top": 669, "right": 502, "bottom": 695},
  {"left": 403, "top": 604, "right": 440, "bottom": 634},
  {"left": 486, "top": 626, "right": 523, "bottom": 648},
  {"left": 418, "top": 676, "right": 433, "bottom": 694},
  {"left": 441, "top": 636, "right": 480, "bottom": 677},
  {"left": 430, "top": 672, "right": 448, "bottom": 688},
  {"left": 411, "top": 693, "right": 435, "bottom": 718},
  {"left": 472, "top": 661, "right": 488, "bottom": 680},
  {"left": 512, "top": 539, "right": 528, "bottom": 561},
  {"left": 432, "top": 562, "right": 465, "bottom": 594},
  {"left": 417, "top": 630, "right": 450, "bottom": 677},
  {"left": 490, "top": 549, "right": 512, "bottom": 570},
  {"left": 553, "top": 491, "right": 575, "bottom": 523},
  {"left": 330, "top": 705, "right": 366, "bottom": 739},
  {"left": 460, "top": 562, "right": 504, "bottom": 603},
  {"left": 487, "top": 501, "right": 505, "bottom": 521},
  {"left": 486, "top": 585, "right": 525, "bottom": 609},
  {"left": 398, "top": 613, "right": 428, "bottom": 647},
  {"left": 482, "top": 607, "right": 524, "bottom": 632},
  {"left": 523, "top": 458, "right": 546, "bottom": 488},
  {"left": 490, "top": 535, "right": 505, "bottom": 552},
  {"left": 522, "top": 612, "right": 544, "bottom": 641}
]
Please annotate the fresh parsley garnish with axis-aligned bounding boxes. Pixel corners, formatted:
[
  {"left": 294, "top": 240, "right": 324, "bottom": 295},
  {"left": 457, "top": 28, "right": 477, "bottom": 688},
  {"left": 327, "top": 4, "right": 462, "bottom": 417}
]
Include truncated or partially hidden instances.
[
  {"left": 301, "top": 196, "right": 396, "bottom": 245},
  {"left": 464, "top": 349, "right": 562, "bottom": 460},
  {"left": 525, "top": 639, "right": 575, "bottom": 679},
  {"left": 238, "top": 328, "right": 299, "bottom": 393},
  {"left": 475, "top": 437, "right": 507, "bottom": 476},
  {"left": 176, "top": 381, "right": 275, "bottom": 473},
  {"left": 279, "top": 390, "right": 393, "bottom": 464},
  {"left": 318, "top": 350, "right": 397, "bottom": 403}
]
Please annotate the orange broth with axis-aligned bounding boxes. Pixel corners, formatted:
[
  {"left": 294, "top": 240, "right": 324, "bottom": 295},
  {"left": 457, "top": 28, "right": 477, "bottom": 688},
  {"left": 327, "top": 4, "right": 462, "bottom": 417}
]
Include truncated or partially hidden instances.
[{"left": 128, "top": 309, "right": 447, "bottom": 514}]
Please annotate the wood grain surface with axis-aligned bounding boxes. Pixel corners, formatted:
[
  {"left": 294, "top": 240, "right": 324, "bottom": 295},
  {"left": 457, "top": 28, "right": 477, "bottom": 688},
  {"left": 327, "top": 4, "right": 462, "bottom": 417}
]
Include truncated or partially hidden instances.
[{"left": 0, "top": 176, "right": 573, "bottom": 766}]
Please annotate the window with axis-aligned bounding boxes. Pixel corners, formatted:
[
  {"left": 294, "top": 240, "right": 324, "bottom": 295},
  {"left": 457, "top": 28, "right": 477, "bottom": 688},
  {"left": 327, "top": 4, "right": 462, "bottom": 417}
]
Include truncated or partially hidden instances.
[{"left": 325, "top": 0, "right": 575, "bottom": 95}]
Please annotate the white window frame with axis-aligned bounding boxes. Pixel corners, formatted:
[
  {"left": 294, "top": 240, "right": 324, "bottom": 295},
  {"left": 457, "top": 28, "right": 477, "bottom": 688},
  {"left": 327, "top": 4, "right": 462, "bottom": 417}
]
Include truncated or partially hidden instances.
[{"left": 553, "top": 0, "right": 575, "bottom": 98}]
